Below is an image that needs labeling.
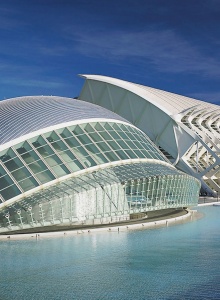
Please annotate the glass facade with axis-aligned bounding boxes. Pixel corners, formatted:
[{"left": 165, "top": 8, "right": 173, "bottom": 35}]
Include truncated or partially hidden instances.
[
  {"left": 0, "top": 120, "right": 200, "bottom": 233},
  {"left": 0, "top": 121, "right": 167, "bottom": 202},
  {"left": 0, "top": 162, "right": 200, "bottom": 232}
]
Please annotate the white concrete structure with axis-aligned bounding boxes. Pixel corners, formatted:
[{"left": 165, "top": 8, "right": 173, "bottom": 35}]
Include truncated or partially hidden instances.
[{"left": 80, "top": 75, "right": 220, "bottom": 196}]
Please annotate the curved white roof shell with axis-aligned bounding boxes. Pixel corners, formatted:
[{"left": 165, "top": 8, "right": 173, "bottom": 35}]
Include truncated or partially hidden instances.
[
  {"left": 80, "top": 74, "right": 220, "bottom": 196},
  {"left": 80, "top": 75, "right": 220, "bottom": 117},
  {"left": 0, "top": 96, "right": 126, "bottom": 146}
]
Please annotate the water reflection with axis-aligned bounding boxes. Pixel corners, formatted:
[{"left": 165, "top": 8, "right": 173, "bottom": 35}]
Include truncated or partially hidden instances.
[{"left": 0, "top": 207, "right": 220, "bottom": 300}]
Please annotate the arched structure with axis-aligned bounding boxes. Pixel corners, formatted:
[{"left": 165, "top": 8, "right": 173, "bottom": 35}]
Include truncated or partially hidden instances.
[
  {"left": 80, "top": 75, "right": 219, "bottom": 196},
  {"left": 0, "top": 96, "right": 199, "bottom": 233}
]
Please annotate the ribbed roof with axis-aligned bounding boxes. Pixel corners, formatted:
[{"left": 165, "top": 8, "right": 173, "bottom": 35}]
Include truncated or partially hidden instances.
[
  {"left": 81, "top": 75, "right": 220, "bottom": 116},
  {"left": 134, "top": 83, "right": 220, "bottom": 116},
  {"left": 0, "top": 96, "right": 127, "bottom": 145}
]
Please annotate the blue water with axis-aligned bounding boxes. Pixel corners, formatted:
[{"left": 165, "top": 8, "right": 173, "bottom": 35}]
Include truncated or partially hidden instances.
[{"left": 0, "top": 206, "right": 220, "bottom": 300}]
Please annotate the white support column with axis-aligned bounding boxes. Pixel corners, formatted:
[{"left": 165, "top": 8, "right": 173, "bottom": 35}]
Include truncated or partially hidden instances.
[
  {"left": 28, "top": 206, "right": 35, "bottom": 227},
  {"left": 110, "top": 183, "right": 113, "bottom": 217},
  {"left": 160, "top": 176, "right": 165, "bottom": 208},
  {"left": 146, "top": 177, "right": 151, "bottom": 208},
  {"left": 49, "top": 200, "right": 55, "bottom": 224},
  {"left": 140, "top": 178, "right": 144, "bottom": 211},
  {"left": 5, "top": 213, "right": 12, "bottom": 230},
  {"left": 95, "top": 187, "right": 98, "bottom": 219},
  {"left": 130, "top": 180, "right": 134, "bottom": 213},
  {"left": 102, "top": 187, "right": 105, "bottom": 218},
  {"left": 155, "top": 177, "right": 160, "bottom": 208},
  {"left": 123, "top": 181, "right": 127, "bottom": 216},
  {"left": 152, "top": 176, "right": 157, "bottom": 208},
  {"left": 170, "top": 176, "right": 175, "bottom": 206},
  {"left": 60, "top": 195, "right": 64, "bottom": 224},
  {"left": 39, "top": 204, "right": 45, "bottom": 226},
  {"left": 17, "top": 210, "right": 23, "bottom": 228}
]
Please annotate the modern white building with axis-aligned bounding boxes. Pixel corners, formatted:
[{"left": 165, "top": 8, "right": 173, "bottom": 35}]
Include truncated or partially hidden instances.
[
  {"left": 0, "top": 96, "right": 200, "bottom": 233},
  {"left": 80, "top": 75, "right": 220, "bottom": 197}
]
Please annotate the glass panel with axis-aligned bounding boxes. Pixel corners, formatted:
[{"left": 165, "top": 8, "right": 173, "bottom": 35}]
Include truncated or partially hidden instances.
[
  {"left": 0, "top": 175, "right": 10, "bottom": 190},
  {"left": 119, "top": 124, "right": 128, "bottom": 132},
  {"left": 61, "top": 134, "right": 96, "bottom": 168},
  {"left": 88, "top": 131, "right": 102, "bottom": 142},
  {"left": 15, "top": 173, "right": 38, "bottom": 191},
  {"left": 45, "top": 131, "right": 60, "bottom": 141},
  {"left": 0, "top": 166, "right": 15, "bottom": 190},
  {"left": 63, "top": 136, "right": 81, "bottom": 148},
  {"left": 108, "top": 130, "right": 121, "bottom": 140},
  {"left": 29, "top": 168, "right": 55, "bottom": 184},
  {"left": 96, "top": 141, "right": 112, "bottom": 152},
  {"left": 125, "top": 140, "right": 138, "bottom": 149},
  {"left": 135, "top": 149, "right": 150, "bottom": 158},
  {"left": 0, "top": 152, "right": 15, "bottom": 164},
  {"left": 84, "top": 123, "right": 96, "bottom": 133},
  {"left": 95, "top": 122, "right": 105, "bottom": 131},
  {"left": 112, "top": 123, "right": 122, "bottom": 131},
  {"left": 20, "top": 150, "right": 38, "bottom": 164},
  {"left": 103, "top": 123, "right": 113, "bottom": 131},
  {"left": 85, "top": 143, "right": 101, "bottom": 154},
  {"left": 115, "top": 150, "right": 129, "bottom": 160},
  {"left": 77, "top": 133, "right": 93, "bottom": 145},
  {"left": 31, "top": 136, "right": 70, "bottom": 177},
  {"left": 72, "top": 125, "right": 84, "bottom": 136},
  {"left": 98, "top": 131, "right": 113, "bottom": 141},
  {"left": 108, "top": 140, "right": 120, "bottom": 150},
  {"left": 1, "top": 185, "right": 21, "bottom": 201},
  {"left": 1, "top": 149, "right": 38, "bottom": 192},
  {"left": 116, "top": 139, "right": 130, "bottom": 149},
  {"left": 124, "top": 149, "right": 138, "bottom": 159},
  {"left": 115, "top": 129, "right": 128, "bottom": 140},
  {"left": 32, "top": 137, "right": 47, "bottom": 148},
  {"left": 16, "top": 142, "right": 55, "bottom": 184},
  {"left": 125, "top": 124, "right": 136, "bottom": 133},
  {"left": 46, "top": 132, "right": 84, "bottom": 172},
  {"left": 96, "top": 142, "right": 112, "bottom": 152},
  {"left": 16, "top": 146, "right": 27, "bottom": 155},
  {"left": 60, "top": 128, "right": 73, "bottom": 139},
  {"left": 104, "top": 151, "right": 120, "bottom": 161},
  {"left": 84, "top": 143, "right": 108, "bottom": 164},
  {"left": 74, "top": 146, "right": 96, "bottom": 167}
]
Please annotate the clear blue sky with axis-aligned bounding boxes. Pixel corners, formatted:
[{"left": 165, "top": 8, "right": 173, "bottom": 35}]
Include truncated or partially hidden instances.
[{"left": 1, "top": 0, "right": 220, "bottom": 104}]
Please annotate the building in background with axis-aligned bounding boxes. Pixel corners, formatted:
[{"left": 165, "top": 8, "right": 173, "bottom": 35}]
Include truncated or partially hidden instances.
[
  {"left": 0, "top": 96, "right": 200, "bottom": 233},
  {"left": 80, "top": 75, "right": 219, "bottom": 197}
]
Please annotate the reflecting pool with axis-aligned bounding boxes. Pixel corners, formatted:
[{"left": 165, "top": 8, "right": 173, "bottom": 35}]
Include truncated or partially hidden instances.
[{"left": 0, "top": 206, "right": 220, "bottom": 300}]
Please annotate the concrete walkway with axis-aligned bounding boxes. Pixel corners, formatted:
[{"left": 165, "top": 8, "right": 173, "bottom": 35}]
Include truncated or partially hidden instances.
[
  {"left": 0, "top": 208, "right": 197, "bottom": 240},
  {"left": 2, "top": 199, "right": 217, "bottom": 240}
]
